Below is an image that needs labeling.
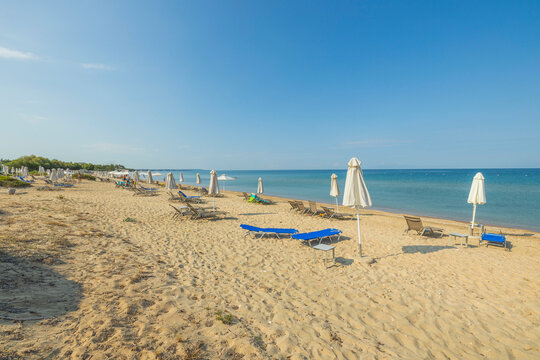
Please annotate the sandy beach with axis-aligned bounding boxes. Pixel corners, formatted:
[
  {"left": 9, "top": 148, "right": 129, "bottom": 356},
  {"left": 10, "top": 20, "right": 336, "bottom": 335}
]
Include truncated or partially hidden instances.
[{"left": 1, "top": 179, "right": 539, "bottom": 359}]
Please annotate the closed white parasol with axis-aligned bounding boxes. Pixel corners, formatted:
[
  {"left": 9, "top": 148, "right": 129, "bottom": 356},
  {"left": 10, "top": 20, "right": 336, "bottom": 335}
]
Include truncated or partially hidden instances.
[
  {"left": 330, "top": 173, "right": 340, "bottom": 212},
  {"left": 209, "top": 170, "right": 220, "bottom": 210},
  {"left": 467, "top": 172, "right": 486, "bottom": 232},
  {"left": 343, "top": 158, "right": 372, "bottom": 257},
  {"left": 166, "top": 172, "right": 176, "bottom": 190},
  {"left": 257, "top": 177, "right": 264, "bottom": 194}
]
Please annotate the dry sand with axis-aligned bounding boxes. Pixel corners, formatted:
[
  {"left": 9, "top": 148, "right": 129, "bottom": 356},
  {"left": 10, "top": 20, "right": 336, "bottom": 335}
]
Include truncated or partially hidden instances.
[{"left": 1, "top": 179, "right": 539, "bottom": 359}]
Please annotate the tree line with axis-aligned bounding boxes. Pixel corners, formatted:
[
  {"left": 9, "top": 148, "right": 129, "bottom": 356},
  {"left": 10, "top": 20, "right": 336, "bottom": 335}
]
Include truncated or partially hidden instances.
[{"left": 0, "top": 155, "right": 126, "bottom": 172}]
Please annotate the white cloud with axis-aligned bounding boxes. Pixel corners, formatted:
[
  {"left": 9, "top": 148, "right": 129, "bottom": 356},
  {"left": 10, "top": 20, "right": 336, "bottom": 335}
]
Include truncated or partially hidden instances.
[
  {"left": 19, "top": 113, "right": 47, "bottom": 124},
  {"left": 0, "top": 46, "right": 38, "bottom": 60},
  {"left": 85, "top": 143, "right": 142, "bottom": 154},
  {"left": 81, "top": 63, "right": 115, "bottom": 71}
]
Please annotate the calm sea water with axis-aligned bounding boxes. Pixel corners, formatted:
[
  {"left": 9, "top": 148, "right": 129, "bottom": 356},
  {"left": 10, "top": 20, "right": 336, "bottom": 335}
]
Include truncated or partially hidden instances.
[{"left": 144, "top": 169, "right": 540, "bottom": 231}]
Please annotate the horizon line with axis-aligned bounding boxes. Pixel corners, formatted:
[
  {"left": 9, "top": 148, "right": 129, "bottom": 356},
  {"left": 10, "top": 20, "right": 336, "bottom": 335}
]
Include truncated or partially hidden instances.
[{"left": 131, "top": 167, "right": 540, "bottom": 171}]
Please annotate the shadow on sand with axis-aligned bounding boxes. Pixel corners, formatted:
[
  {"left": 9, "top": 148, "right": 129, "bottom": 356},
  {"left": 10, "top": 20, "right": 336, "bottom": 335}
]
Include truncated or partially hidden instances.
[
  {"left": 318, "top": 235, "right": 351, "bottom": 245},
  {"left": 402, "top": 245, "right": 455, "bottom": 254},
  {"left": 0, "top": 251, "right": 82, "bottom": 322},
  {"left": 334, "top": 257, "right": 354, "bottom": 266},
  {"left": 502, "top": 232, "right": 535, "bottom": 237},
  {"left": 238, "top": 212, "right": 277, "bottom": 216}
]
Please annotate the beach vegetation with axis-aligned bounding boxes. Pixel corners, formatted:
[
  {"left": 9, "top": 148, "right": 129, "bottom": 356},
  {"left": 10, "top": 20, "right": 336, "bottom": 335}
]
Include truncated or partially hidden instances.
[
  {"left": 78, "top": 174, "right": 96, "bottom": 181},
  {"left": 215, "top": 310, "right": 235, "bottom": 325},
  {"left": 330, "top": 330, "right": 343, "bottom": 345},
  {"left": 123, "top": 217, "right": 136, "bottom": 223},
  {"left": 182, "top": 341, "right": 205, "bottom": 360},
  {"left": 0, "top": 155, "right": 126, "bottom": 172},
  {"left": 0, "top": 175, "right": 31, "bottom": 188},
  {"left": 250, "top": 335, "right": 266, "bottom": 350}
]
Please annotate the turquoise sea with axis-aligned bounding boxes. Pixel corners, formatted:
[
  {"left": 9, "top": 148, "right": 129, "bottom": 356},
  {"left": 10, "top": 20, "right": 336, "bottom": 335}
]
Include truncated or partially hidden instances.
[{"left": 145, "top": 169, "right": 540, "bottom": 231}]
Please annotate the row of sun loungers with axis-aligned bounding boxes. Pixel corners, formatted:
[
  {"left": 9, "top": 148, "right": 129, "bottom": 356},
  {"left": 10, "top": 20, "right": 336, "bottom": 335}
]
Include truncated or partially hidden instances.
[
  {"left": 114, "top": 181, "right": 158, "bottom": 196},
  {"left": 240, "top": 224, "right": 342, "bottom": 267},
  {"left": 168, "top": 191, "right": 205, "bottom": 203},
  {"left": 44, "top": 179, "right": 74, "bottom": 187},
  {"left": 240, "top": 224, "right": 342, "bottom": 246},
  {"left": 288, "top": 200, "right": 353, "bottom": 220},
  {"left": 132, "top": 187, "right": 158, "bottom": 196},
  {"left": 170, "top": 203, "right": 226, "bottom": 220},
  {"left": 111, "top": 179, "right": 510, "bottom": 252},
  {"left": 12, "top": 175, "right": 75, "bottom": 188},
  {"left": 403, "top": 215, "right": 508, "bottom": 250}
]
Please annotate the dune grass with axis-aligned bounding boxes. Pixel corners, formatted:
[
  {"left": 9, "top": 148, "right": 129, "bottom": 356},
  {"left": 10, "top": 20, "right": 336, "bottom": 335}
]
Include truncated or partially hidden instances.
[{"left": 0, "top": 175, "right": 31, "bottom": 188}]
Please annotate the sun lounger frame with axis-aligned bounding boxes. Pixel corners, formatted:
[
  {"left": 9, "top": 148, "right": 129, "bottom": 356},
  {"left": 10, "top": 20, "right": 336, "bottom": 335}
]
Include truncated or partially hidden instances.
[
  {"left": 321, "top": 206, "right": 353, "bottom": 220},
  {"left": 295, "top": 201, "right": 310, "bottom": 215},
  {"left": 240, "top": 224, "right": 298, "bottom": 239},
  {"left": 481, "top": 229, "right": 509, "bottom": 251},
  {"left": 292, "top": 228, "right": 342, "bottom": 246},
  {"left": 404, "top": 216, "right": 444, "bottom": 238},
  {"left": 184, "top": 203, "right": 226, "bottom": 220}
]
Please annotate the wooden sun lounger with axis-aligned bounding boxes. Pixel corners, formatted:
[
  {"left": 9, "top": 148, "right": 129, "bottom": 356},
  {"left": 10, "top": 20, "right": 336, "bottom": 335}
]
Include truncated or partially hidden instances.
[
  {"left": 197, "top": 187, "right": 208, "bottom": 195},
  {"left": 169, "top": 204, "right": 191, "bottom": 220},
  {"left": 308, "top": 201, "right": 324, "bottom": 216},
  {"left": 295, "top": 201, "right": 310, "bottom": 215},
  {"left": 321, "top": 206, "right": 353, "bottom": 220},
  {"left": 133, "top": 187, "right": 158, "bottom": 196},
  {"left": 176, "top": 192, "right": 205, "bottom": 204},
  {"left": 178, "top": 196, "right": 205, "bottom": 204},
  {"left": 404, "top": 216, "right": 444, "bottom": 237},
  {"left": 288, "top": 200, "right": 299, "bottom": 212},
  {"left": 184, "top": 203, "right": 226, "bottom": 220}
]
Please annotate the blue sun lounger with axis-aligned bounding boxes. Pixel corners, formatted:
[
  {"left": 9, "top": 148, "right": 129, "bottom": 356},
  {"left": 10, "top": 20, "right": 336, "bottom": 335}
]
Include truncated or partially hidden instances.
[
  {"left": 240, "top": 224, "right": 298, "bottom": 239},
  {"left": 481, "top": 232, "right": 508, "bottom": 251},
  {"left": 179, "top": 190, "right": 201, "bottom": 199},
  {"left": 18, "top": 176, "right": 33, "bottom": 183},
  {"left": 292, "top": 228, "right": 342, "bottom": 246}
]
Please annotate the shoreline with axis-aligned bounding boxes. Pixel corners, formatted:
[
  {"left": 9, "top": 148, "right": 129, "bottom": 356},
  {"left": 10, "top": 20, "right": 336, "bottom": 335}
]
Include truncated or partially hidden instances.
[
  {"left": 166, "top": 167, "right": 539, "bottom": 233},
  {"left": 203, "top": 187, "right": 539, "bottom": 236}
]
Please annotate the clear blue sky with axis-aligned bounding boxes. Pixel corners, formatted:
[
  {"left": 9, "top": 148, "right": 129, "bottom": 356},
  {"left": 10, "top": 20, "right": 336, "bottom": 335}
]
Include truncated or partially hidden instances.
[{"left": 1, "top": 1, "right": 539, "bottom": 169}]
